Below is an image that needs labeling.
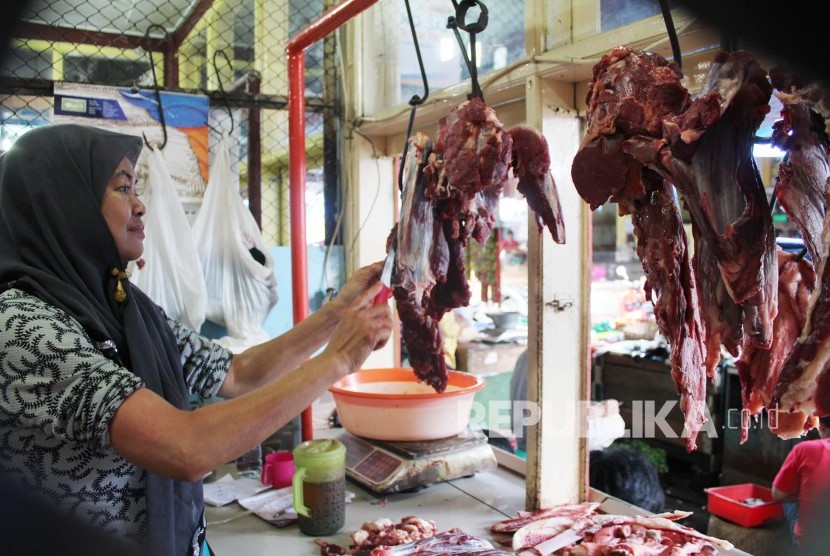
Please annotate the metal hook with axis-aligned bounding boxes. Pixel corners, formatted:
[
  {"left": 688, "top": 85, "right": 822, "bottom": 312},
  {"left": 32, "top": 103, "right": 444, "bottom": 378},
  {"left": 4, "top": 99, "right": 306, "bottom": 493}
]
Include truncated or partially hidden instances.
[
  {"left": 397, "top": 0, "right": 430, "bottom": 192},
  {"left": 453, "top": 0, "right": 488, "bottom": 33},
  {"left": 141, "top": 23, "right": 168, "bottom": 150},
  {"left": 212, "top": 50, "right": 236, "bottom": 136},
  {"left": 447, "top": 0, "right": 488, "bottom": 101}
]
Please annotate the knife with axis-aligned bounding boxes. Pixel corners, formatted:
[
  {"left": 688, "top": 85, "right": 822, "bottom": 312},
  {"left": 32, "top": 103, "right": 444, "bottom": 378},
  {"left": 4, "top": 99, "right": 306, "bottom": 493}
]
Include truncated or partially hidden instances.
[{"left": 373, "top": 248, "right": 395, "bottom": 305}]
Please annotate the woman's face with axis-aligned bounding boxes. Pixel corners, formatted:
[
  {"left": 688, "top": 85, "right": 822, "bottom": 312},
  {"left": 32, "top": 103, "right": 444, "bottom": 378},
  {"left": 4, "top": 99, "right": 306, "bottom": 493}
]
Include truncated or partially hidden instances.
[{"left": 101, "top": 157, "right": 145, "bottom": 263}]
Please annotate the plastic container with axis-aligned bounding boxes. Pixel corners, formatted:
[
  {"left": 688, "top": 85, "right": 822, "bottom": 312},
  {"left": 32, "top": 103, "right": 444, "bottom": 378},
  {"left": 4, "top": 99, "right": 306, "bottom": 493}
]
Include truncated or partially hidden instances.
[
  {"left": 292, "top": 439, "right": 347, "bottom": 536},
  {"left": 329, "top": 368, "right": 485, "bottom": 441},
  {"left": 705, "top": 483, "right": 784, "bottom": 527}
]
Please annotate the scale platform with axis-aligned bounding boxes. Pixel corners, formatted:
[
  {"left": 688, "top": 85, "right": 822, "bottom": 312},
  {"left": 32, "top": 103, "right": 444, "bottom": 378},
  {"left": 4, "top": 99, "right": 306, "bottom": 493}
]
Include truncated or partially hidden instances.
[{"left": 337, "top": 428, "right": 497, "bottom": 494}]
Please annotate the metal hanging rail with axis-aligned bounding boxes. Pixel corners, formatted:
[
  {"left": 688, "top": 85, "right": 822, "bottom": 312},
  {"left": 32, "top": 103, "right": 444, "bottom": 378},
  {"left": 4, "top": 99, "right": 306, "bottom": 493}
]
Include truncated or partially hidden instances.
[
  {"left": 286, "top": 0, "right": 380, "bottom": 441},
  {"left": 397, "top": 0, "right": 430, "bottom": 192}
]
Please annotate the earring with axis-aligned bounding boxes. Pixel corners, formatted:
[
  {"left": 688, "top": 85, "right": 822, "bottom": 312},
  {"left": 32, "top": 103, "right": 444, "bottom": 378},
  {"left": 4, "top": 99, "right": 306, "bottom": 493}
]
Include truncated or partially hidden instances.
[{"left": 110, "top": 268, "right": 129, "bottom": 302}]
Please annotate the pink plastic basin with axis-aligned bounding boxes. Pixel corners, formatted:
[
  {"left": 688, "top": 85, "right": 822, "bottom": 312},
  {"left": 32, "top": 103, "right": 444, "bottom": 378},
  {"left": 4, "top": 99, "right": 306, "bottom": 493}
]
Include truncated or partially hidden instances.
[{"left": 329, "top": 368, "right": 485, "bottom": 441}]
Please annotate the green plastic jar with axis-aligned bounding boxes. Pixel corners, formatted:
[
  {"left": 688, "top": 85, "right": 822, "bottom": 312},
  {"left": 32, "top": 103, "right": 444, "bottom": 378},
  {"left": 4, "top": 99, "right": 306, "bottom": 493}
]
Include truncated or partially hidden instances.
[{"left": 292, "top": 439, "right": 347, "bottom": 536}]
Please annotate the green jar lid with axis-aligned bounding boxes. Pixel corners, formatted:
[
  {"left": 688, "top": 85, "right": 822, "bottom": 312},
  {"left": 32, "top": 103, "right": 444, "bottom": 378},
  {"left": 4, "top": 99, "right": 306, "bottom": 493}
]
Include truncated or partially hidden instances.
[{"left": 293, "top": 439, "right": 345, "bottom": 464}]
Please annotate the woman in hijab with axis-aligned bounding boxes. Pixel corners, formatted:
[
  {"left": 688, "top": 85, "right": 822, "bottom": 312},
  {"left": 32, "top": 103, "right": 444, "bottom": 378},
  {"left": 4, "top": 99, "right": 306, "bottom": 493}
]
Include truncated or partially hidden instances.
[{"left": 0, "top": 124, "right": 392, "bottom": 555}]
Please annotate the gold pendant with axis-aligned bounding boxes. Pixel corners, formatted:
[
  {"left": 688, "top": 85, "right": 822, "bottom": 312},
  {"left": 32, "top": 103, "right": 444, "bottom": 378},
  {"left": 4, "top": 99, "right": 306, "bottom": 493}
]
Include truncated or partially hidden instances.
[
  {"left": 110, "top": 267, "right": 129, "bottom": 303},
  {"left": 114, "top": 279, "right": 127, "bottom": 302}
]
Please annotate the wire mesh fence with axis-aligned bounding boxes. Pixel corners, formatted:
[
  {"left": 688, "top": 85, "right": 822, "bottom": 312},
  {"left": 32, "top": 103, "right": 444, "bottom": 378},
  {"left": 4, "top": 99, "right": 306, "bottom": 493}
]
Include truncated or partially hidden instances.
[
  {"left": 0, "top": 0, "right": 339, "bottom": 248},
  {"left": 1, "top": 0, "right": 528, "bottom": 252}
]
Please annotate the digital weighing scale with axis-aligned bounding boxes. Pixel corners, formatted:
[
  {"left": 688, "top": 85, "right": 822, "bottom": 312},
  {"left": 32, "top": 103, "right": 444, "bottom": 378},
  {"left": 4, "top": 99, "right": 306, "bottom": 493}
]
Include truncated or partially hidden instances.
[{"left": 337, "top": 428, "right": 497, "bottom": 494}]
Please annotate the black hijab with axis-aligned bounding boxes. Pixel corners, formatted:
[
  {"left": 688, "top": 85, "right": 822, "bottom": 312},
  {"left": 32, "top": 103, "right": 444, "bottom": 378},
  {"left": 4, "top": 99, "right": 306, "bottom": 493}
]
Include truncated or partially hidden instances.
[{"left": 0, "top": 124, "right": 201, "bottom": 556}]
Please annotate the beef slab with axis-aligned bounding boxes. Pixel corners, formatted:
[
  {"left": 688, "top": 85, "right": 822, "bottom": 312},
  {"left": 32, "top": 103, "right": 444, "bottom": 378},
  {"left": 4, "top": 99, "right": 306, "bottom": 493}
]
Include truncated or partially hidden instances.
[
  {"left": 509, "top": 125, "right": 566, "bottom": 243},
  {"left": 770, "top": 101, "right": 830, "bottom": 268},
  {"left": 735, "top": 250, "right": 816, "bottom": 441},
  {"left": 571, "top": 45, "right": 710, "bottom": 451},
  {"left": 392, "top": 97, "right": 566, "bottom": 392},
  {"left": 626, "top": 50, "right": 778, "bottom": 351},
  {"left": 773, "top": 197, "right": 830, "bottom": 428},
  {"left": 392, "top": 134, "right": 448, "bottom": 391}
]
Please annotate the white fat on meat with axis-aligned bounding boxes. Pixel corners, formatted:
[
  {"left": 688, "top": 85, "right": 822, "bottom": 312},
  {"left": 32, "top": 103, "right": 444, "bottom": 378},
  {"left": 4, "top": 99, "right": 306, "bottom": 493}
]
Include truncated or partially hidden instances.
[
  {"left": 396, "top": 133, "right": 436, "bottom": 303},
  {"left": 491, "top": 502, "right": 600, "bottom": 534},
  {"left": 773, "top": 179, "right": 830, "bottom": 423},
  {"left": 496, "top": 504, "right": 730, "bottom": 556}
]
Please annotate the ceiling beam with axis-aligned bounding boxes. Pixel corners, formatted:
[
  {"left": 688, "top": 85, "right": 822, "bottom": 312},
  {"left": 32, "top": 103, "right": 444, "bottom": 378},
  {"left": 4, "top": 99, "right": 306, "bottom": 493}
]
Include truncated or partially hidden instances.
[
  {"left": 14, "top": 0, "right": 216, "bottom": 54},
  {"left": 14, "top": 22, "right": 157, "bottom": 51}
]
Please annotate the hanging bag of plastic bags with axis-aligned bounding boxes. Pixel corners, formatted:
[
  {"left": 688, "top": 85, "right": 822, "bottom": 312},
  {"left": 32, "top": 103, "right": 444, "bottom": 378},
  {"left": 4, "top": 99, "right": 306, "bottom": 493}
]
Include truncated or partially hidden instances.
[
  {"left": 129, "top": 146, "right": 207, "bottom": 331},
  {"left": 193, "top": 134, "right": 277, "bottom": 345}
]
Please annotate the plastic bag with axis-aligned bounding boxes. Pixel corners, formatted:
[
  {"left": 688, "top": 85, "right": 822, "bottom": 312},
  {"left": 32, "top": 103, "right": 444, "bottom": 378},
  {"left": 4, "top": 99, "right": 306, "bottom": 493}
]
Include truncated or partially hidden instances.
[
  {"left": 129, "top": 146, "right": 207, "bottom": 331},
  {"left": 193, "top": 134, "right": 277, "bottom": 342}
]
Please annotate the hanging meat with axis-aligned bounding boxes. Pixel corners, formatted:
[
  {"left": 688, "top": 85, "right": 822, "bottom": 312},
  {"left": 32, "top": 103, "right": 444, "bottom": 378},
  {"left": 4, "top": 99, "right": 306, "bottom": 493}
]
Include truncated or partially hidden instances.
[
  {"left": 757, "top": 68, "right": 830, "bottom": 437},
  {"left": 735, "top": 250, "right": 816, "bottom": 441},
  {"left": 391, "top": 134, "right": 448, "bottom": 391},
  {"left": 770, "top": 101, "right": 830, "bottom": 268},
  {"left": 692, "top": 231, "right": 744, "bottom": 368},
  {"left": 509, "top": 125, "right": 566, "bottom": 243},
  {"left": 772, "top": 191, "right": 830, "bottom": 430},
  {"left": 613, "top": 50, "right": 785, "bottom": 451},
  {"left": 389, "top": 97, "right": 566, "bottom": 392},
  {"left": 770, "top": 66, "right": 830, "bottom": 135},
  {"left": 571, "top": 46, "right": 690, "bottom": 210},
  {"left": 627, "top": 50, "right": 778, "bottom": 352},
  {"left": 571, "top": 45, "right": 710, "bottom": 451}
]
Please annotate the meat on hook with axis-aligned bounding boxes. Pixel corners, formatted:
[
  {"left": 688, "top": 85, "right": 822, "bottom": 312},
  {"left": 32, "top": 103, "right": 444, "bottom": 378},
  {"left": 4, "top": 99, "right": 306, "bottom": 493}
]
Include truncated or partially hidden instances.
[{"left": 389, "top": 97, "right": 566, "bottom": 392}]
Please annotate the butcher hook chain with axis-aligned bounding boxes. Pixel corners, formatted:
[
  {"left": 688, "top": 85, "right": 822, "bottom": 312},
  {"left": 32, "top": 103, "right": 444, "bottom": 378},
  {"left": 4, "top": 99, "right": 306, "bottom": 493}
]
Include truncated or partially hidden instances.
[
  {"left": 397, "top": 0, "right": 430, "bottom": 192},
  {"left": 447, "top": 0, "right": 489, "bottom": 101},
  {"left": 657, "top": 0, "right": 681, "bottom": 70}
]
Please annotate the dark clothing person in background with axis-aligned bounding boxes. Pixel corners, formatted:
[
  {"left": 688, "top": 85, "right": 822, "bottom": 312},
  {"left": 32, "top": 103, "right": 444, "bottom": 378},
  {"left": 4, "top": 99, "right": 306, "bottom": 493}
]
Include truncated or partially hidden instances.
[
  {"left": 0, "top": 124, "right": 392, "bottom": 555},
  {"left": 589, "top": 448, "right": 665, "bottom": 514},
  {"left": 773, "top": 416, "right": 830, "bottom": 546},
  {"left": 510, "top": 349, "right": 529, "bottom": 453}
]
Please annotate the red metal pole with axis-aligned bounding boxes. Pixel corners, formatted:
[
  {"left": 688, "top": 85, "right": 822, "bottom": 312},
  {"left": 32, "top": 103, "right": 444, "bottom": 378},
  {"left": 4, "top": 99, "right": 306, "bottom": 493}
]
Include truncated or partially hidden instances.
[
  {"left": 286, "top": 0, "right": 379, "bottom": 441},
  {"left": 287, "top": 51, "right": 313, "bottom": 441},
  {"left": 288, "top": 52, "right": 309, "bottom": 333},
  {"left": 285, "top": 0, "right": 379, "bottom": 54}
]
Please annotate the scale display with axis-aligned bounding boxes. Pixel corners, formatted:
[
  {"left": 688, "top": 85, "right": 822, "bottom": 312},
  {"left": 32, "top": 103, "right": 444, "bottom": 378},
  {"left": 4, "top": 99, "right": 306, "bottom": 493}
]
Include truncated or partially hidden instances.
[{"left": 338, "top": 429, "right": 497, "bottom": 494}]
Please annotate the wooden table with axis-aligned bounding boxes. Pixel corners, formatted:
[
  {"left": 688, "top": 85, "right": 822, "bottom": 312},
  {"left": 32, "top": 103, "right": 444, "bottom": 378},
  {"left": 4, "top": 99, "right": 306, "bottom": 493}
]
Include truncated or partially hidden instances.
[
  {"left": 206, "top": 470, "right": 755, "bottom": 555},
  {"left": 206, "top": 465, "right": 525, "bottom": 554}
]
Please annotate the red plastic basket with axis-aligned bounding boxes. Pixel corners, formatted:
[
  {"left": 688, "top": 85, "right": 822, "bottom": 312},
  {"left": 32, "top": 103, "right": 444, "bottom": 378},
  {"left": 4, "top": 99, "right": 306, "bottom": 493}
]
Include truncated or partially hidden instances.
[{"left": 705, "top": 483, "right": 784, "bottom": 527}]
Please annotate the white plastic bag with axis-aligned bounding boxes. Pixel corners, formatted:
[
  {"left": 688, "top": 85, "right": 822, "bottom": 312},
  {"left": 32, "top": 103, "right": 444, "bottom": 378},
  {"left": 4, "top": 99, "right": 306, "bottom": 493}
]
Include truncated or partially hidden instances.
[
  {"left": 129, "top": 147, "right": 207, "bottom": 331},
  {"left": 193, "top": 135, "right": 277, "bottom": 342}
]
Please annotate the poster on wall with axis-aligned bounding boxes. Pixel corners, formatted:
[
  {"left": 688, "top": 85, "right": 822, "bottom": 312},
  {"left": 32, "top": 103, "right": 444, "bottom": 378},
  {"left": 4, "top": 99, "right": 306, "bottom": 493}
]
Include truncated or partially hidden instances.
[{"left": 52, "top": 82, "right": 209, "bottom": 198}]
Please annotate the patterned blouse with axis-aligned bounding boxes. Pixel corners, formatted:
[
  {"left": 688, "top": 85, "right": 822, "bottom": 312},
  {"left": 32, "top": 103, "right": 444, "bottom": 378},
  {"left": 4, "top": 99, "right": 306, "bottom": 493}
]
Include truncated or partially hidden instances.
[{"left": 0, "top": 288, "right": 232, "bottom": 543}]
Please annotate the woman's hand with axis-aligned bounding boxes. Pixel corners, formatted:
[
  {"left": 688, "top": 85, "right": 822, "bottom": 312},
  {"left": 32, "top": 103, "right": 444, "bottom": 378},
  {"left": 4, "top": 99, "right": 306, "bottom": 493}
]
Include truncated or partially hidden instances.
[
  {"left": 328, "top": 261, "right": 384, "bottom": 317},
  {"left": 322, "top": 280, "right": 393, "bottom": 374}
]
